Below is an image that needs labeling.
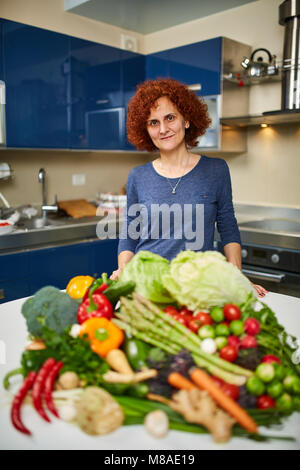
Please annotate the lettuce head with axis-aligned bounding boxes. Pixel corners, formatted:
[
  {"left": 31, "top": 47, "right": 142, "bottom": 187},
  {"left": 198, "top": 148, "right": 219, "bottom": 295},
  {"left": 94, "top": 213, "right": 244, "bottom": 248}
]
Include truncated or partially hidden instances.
[
  {"left": 119, "top": 250, "right": 174, "bottom": 303},
  {"left": 162, "top": 250, "right": 255, "bottom": 310}
]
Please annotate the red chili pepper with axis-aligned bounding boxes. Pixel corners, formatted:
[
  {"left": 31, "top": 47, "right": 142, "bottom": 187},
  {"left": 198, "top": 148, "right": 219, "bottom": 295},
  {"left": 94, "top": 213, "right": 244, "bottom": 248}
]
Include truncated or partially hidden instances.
[
  {"left": 43, "top": 361, "right": 64, "bottom": 418},
  {"left": 11, "top": 371, "right": 36, "bottom": 435},
  {"left": 77, "top": 288, "right": 113, "bottom": 324},
  {"left": 82, "top": 283, "right": 108, "bottom": 302},
  {"left": 32, "top": 358, "right": 56, "bottom": 422}
]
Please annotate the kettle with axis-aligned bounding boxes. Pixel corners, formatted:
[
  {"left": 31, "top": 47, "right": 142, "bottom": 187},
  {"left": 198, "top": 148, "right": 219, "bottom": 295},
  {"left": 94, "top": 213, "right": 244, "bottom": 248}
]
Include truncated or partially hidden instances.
[{"left": 241, "top": 48, "right": 278, "bottom": 78}]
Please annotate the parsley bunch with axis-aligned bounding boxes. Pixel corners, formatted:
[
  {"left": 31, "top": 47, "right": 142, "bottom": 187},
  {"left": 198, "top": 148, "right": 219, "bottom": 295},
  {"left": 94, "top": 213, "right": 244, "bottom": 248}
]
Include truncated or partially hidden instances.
[{"left": 21, "top": 327, "right": 109, "bottom": 385}]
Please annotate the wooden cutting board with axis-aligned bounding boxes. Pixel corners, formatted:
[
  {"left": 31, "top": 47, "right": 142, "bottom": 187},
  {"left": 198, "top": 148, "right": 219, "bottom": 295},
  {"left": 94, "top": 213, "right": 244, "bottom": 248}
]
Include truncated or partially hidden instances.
[{"left": 58, "top": 199, "right": 97, "bottom": 218}]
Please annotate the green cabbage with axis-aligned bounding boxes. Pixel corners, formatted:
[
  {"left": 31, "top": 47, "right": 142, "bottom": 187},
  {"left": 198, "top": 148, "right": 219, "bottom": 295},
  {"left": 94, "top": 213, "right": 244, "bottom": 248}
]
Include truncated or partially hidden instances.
[
  {"left": 162, "top": 250, "right": 254, "bottom": 310},
  {"left": 119, "top": 250, "right": 174, "bottom": 304}
]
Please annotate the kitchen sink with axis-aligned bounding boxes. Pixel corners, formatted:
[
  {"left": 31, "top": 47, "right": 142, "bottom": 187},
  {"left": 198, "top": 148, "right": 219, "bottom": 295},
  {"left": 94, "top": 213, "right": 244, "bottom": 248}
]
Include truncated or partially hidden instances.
[
  {"left": 15, "top": 217, "right": 62, "bottom": 230},
  {"left": 0, "top": 213, "right": 121, "bottom": 253},
  {"left": 14, "top": 214, "right": 106, "bottom": 230},
  {"left": 239, "top": 218, "right": 300, "bottom": 234}
]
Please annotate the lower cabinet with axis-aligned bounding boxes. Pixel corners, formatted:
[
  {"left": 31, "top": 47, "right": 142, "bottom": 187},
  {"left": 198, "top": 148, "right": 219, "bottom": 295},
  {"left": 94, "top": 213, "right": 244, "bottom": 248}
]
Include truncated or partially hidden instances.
[{"left": 0, "top": 238, "right": 119, "bottom": 303}]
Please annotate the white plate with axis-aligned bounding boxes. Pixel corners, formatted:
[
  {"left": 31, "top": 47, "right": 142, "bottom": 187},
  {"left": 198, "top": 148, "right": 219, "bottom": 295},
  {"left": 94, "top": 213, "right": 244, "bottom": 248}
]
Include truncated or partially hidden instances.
[{"left": 0, "top": 292, "right": 300, "bottom": 450}]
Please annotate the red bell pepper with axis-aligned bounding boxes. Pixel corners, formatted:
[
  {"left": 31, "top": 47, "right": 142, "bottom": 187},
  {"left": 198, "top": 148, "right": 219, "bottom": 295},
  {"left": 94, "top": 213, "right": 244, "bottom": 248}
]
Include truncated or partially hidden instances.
[{"left": 77, "top": 287, "right": 114, "bottom": 324}]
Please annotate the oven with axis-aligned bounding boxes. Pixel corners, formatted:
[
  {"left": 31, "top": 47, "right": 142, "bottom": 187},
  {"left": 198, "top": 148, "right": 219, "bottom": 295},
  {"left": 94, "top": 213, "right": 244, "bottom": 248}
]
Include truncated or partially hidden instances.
[{"left": 216, "top": 241, "right": 300, "bottom": 298}]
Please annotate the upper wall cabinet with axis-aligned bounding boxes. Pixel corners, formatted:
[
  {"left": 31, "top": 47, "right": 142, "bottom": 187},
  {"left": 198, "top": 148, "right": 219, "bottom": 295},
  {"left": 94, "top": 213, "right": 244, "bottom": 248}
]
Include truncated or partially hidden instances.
[
  {"left": 122, "top": 51, "right": 146, "bottom": 150},
  {"left": 0, "top": 21, "right": 3, "bottom": 82},
  {"left": 70, "top": 38, "right": 123, "bottom": 149},
  {"left": 3, "top": 20, "right": 70, "bottom": 148},
  {"left": 1, "top": 19, "right": 223, "bottom": 150},
  {"left": 146, "top": 38, "right": 222, "bottom": 96}
]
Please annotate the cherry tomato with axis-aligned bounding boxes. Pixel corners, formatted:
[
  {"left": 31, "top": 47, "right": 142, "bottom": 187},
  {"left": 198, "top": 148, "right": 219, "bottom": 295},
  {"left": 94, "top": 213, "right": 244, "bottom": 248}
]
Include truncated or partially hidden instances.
[
  {"left": 164, "top": 306, "right": 179, "bottom": 316},
  {"left": 240, "top": 335, "right": 258, "bottom": 349},
  {"left": 173, "top": 314, "right": 188, "bottom": 326},
  {"left": 219, "top": 345, "right": 238, "bottom": 362},
  {"left": 227, "top": 335, "right": 241, "bottom": 349},
  {"left": 181, "top": 314, "right": 193, "bottom": 326},
  {"left": 194, "top": 312, "right": 213, "bottom": 326},
  {"left": 179, "top": 306, "right": 193, "bottom": 316},
  {"left": 257, "top": 395, "right": 276, "bottom": 410},
  {"left": 188, "top": 318, "right": 201, "bottom": 334},
  {"left": 244, "top": 318, "right": 261, "bottom": 336},
  {"left": 223, "top": 304, "right": 241, "bottom": 322},
  {"left": 220, "top": 383, "right": 240, "bottom": 401},
  {"left": 262, "top": 355, "right": 281, "bottom": 364}
]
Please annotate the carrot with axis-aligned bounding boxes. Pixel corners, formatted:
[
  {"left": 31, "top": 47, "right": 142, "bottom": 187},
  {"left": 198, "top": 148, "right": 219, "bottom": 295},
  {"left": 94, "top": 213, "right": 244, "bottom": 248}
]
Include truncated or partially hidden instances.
[
  {"left": 189, "top": 367, "right": 258, "bottom": 434},
  {"left": 168, "top": 372, "right": 196, "bottom": 390}
]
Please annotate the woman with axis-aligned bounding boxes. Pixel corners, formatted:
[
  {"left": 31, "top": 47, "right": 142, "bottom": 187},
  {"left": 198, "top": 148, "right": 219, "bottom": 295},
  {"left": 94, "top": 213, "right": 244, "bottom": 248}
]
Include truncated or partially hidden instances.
[{"left": 111, "top": 78, "right": 267, "bottom": 298}]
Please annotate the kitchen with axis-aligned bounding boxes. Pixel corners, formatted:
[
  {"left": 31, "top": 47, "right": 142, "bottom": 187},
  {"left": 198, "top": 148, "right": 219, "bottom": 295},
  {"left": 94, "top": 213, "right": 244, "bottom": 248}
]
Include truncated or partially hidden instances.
[
  {"left": 0, "top": 0, "right": 300, "bottom": 452},
  {"left": 0, "top": 0, "right": 299, "bottom": 301}
]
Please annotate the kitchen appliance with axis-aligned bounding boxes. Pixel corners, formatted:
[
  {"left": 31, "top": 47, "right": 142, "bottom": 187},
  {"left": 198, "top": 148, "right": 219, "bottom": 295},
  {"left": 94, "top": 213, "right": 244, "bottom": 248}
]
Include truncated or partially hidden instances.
[
  {"left": 280, "top": 0, "right": 300, "bottom": 110},
  {"left": 264, "top": 0, "right": 300, "bottom": 116},
  {"left": 0, "top": 81, "right": 6, "bottom": 147},
  {"left": 241, "top": 244, "right": 300, "bottom": 298},
  {"left": 217, "top": 240, "right": 300, "bottom": 298},
  {"left": 241, "top": 48, "right": 279, "bottom": 79}
]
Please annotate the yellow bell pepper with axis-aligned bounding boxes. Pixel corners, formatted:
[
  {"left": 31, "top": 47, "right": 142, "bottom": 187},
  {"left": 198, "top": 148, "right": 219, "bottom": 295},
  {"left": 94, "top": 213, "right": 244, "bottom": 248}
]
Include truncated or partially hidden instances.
[
  {"left": 79, "top": 317, "right": 124, "bottom": 358},
  {"left": 66, "top": 275, "right": 94, "bottom": 299}
]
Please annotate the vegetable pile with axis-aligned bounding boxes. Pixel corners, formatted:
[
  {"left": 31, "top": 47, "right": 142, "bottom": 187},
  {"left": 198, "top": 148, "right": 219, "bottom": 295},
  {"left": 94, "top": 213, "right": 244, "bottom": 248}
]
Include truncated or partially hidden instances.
[{"left": 3, "top": 250, "right": 300, "bottom": 445}]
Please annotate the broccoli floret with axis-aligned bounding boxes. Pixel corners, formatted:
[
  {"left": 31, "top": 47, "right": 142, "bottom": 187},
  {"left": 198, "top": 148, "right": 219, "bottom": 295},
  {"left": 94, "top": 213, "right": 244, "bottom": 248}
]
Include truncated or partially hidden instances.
[{"left": 21, "top": 286, "right": 79, "bottom": 337}]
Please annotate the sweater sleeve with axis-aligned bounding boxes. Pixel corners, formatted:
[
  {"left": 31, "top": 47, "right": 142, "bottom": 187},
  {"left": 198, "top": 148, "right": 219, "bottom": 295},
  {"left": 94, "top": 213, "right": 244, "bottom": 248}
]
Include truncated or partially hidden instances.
[
  {"left": 118, "top": 170, "right": 140, "bottom": 255},
  {"left": 216, "top": 160, "right": 241, "bottom": 247}
]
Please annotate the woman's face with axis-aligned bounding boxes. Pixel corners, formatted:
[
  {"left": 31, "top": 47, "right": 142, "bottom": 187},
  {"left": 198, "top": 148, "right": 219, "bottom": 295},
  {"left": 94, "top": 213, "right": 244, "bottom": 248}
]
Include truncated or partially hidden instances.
[{"left": 146, "top": 96, "right": 189, "bottom": 152}]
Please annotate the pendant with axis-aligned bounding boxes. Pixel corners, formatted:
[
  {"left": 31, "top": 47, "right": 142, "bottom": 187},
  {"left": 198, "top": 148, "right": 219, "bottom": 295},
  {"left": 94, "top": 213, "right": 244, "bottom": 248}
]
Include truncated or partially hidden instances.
[{"left": 172, "top": 189, "right": 176, "bottom": 194}]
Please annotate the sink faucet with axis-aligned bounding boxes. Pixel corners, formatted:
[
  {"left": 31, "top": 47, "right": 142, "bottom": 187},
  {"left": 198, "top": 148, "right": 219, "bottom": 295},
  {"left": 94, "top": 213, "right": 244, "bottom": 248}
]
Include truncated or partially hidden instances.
[{"left": 38, "top": 168, "right": 58, "bottom": 219}]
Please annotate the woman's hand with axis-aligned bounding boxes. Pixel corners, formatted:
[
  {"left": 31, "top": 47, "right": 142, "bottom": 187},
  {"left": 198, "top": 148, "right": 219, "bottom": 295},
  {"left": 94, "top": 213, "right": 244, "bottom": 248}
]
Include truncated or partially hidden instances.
[
  {"left": 252, "top": 282, "right": 268, "bottom": 298},
  {"left": 110, "top": 268, "right": 123, "bottom": 281}
]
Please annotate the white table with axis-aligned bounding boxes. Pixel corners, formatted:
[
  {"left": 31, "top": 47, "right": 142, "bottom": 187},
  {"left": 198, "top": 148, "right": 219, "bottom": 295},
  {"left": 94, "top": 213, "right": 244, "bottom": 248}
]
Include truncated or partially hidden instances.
[{"left": 0, "top": 292, "right": 299, "bottom": 450}]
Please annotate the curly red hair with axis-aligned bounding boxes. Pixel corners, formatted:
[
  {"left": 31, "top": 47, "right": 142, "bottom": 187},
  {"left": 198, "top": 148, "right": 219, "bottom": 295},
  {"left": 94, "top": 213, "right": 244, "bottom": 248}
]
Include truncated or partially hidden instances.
[{"left": 126, "top": 78, "right": 211, "bottom": 152}]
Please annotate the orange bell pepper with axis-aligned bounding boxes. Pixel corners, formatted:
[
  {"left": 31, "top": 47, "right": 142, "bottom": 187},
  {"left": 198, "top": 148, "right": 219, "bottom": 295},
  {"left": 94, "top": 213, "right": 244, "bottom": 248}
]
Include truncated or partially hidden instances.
[{"left": 79, "top": 317, "right": 124, "bottom": 358}]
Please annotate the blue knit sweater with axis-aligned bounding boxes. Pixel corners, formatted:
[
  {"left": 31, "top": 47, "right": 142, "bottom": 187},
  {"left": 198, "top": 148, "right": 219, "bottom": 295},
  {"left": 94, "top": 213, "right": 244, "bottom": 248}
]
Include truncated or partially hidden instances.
[{"left": 118, "top": 155, "right": 241, "bottom": 261}]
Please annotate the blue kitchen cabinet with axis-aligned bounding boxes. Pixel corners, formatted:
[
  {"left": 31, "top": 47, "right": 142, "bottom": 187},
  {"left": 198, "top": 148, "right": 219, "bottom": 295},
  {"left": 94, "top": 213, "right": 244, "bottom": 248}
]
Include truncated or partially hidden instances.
[
  {"left": 0, "top": 239, "right": 119, "bottom": 303},
  {"left": 70, "top": 37, "right": 123, "bottom": 149},
  {"left": 146, "top": 50, "right": 170, "bottom": 80},
  {"left": 145, "top": 38, "right": 222, "bottom": 96},
  {"left": 91, "top": 238, "right": 119, "bottom": 277},
  {"left": 3, "top": 20, "right": 70, "bottom": 148},
  {"left": 168, "top": 38, "right": 222, "bottom": 95},
  {"left": 0, "top": 20, "right": 3, "bottom": 81},
  {"left": 0, "top": 251, "right": 31, "bottom": 303},
  {"left": 29, "top": 239, "right": 118, "bottom": 293},
  {"left": 122, "top": 51, "right": 146, "bottom": 150}
]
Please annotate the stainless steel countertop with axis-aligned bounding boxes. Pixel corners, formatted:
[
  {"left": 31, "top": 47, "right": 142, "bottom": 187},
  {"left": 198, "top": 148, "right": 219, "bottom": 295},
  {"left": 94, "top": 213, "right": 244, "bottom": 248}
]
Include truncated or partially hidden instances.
[
  {"left": 234, "top": 204, "right": 300, "bottom": 251},
  {"left": 1, "top": 203, "right": 300, "bottom": 254},
  {"left": 0, "top": 214, "right": 121, "bottom": 254}
]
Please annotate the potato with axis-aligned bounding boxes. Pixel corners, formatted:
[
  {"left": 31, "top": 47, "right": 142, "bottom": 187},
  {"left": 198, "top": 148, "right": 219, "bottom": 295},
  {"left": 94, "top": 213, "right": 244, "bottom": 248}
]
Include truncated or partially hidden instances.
[{"left": 76, "top": 387, "right": 124, "bottom": 435}]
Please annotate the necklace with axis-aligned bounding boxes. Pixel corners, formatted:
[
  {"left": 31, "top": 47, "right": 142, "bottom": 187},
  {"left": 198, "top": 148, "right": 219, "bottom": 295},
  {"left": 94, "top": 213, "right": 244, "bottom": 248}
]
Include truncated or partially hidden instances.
[
  {"left": 166, "top": 177, "right": 182, "bottom": 194},
  {"left": 159, "top": 158, "right": 187, "bottom": 195}
]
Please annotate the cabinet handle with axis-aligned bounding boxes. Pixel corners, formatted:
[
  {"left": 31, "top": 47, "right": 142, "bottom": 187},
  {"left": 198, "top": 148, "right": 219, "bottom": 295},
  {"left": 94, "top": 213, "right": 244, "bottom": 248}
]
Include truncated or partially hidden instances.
[
  {"left": 187, "top": 83, "right": 202, "bottom": 91},
  {"left": 242, "top": 269, "right": 285, "bottom": 283},
  {"left": 96, "top": 99, "right": 109, "bottom": 105}
]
